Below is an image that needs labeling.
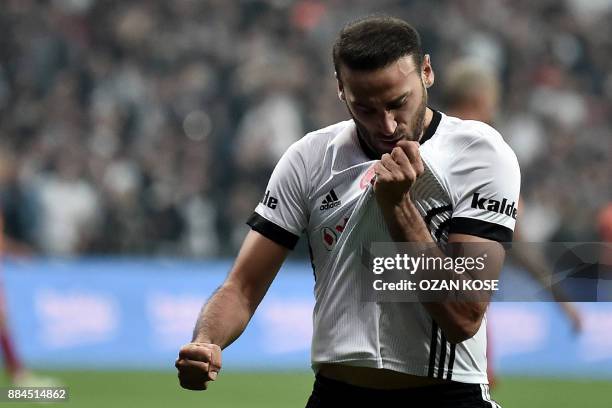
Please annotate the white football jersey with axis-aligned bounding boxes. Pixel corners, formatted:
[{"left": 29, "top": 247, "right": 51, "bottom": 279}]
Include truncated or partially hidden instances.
[{"left": 248, "top": 110, "right": 521, "bottom": 384}]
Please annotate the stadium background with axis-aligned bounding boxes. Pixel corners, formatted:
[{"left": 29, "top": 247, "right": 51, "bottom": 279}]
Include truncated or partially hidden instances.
[{"left": 0, "top": 0, "right": 611, "bottom": 407}]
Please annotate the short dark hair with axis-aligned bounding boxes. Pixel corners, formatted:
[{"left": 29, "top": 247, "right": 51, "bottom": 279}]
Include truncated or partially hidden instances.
[{"left": 333, "top": 16, "right": 424, "bottom": 79}]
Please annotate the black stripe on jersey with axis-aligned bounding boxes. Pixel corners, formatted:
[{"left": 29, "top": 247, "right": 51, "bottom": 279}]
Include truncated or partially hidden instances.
[
  {"left": 329, "top": 189, "right": 339, "bottom": 201},
  {"left": 247, "top": 212, "right": 300, "bottom": 250},
  {"left": 437, "top": 333, "right": 448, "bottom": 379},
  {"left": 434, "top": 218, "right": 451, "bottom": 242},
  {"left": 424, "top": 204, "right": 452, "bottom": 227},
  {"left": 428, "top": 321, "right": 439, "bottom": 378},
  {"left": 446, "top": 344, "right": 456, "bottom": 380},
  {"left": 307, "top": 236, "right": 316, "bottom": 281},
  {"left": 449, "top": 217, "right": 513, "bottom": 243}
]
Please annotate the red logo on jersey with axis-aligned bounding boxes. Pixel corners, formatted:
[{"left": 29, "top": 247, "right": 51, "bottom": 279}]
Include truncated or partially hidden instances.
[
  {"left": 360, "top": 164, "right": 376, "bottom": 190},
  {"left": 321, "top": 216, "right": 349, "bottom": 251},
  {"left": 322, "top": 227, "right": 337, "bottom": 251},
  {"left": 335, "top": 216, "right": 349, "bottom": 233}
]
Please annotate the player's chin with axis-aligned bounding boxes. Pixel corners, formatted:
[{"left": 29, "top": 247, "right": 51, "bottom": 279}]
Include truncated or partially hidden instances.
[
  {"left": 376, "top": 139, "right": 401, "bottom": 154},
  {"left": 401, "top": 132, "right": 421, "bottom": 143}
]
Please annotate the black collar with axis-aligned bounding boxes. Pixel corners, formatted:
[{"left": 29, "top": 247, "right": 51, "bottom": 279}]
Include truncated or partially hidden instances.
[
  {"left": 420, "top": 109, "right": 441, "bottom": 146},
  {"left": 357, "top": 108, "right": 442, "bottom": 160}
]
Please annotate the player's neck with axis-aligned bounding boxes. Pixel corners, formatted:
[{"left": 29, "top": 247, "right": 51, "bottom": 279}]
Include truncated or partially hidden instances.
[
  {"left": 420, "top": 107, "right": 434, "bottom": 142},
  {"left": 418, "top": 107, "right": 441, "bottom": 146}
]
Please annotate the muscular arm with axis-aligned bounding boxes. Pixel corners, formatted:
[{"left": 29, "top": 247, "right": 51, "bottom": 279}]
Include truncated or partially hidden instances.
[
  {"left": 177, "top": 230, "right": 289, "bottom": 390},
  {"left": 378, "top": 193, "right": 504, "bottom": 343},
  {"left": 192, "top": 230, "right": 290, "bottom": 347},
  {"left": 374, "top": 140, "right": 505, "bottom": 344},
  {"left": 178, "top": 134, "right": 306, "bottom": 390}
]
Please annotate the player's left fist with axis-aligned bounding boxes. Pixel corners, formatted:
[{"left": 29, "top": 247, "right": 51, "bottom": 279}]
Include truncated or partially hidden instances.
[{"left": 373, "top": 141, "right": 424, "bottom": 205}]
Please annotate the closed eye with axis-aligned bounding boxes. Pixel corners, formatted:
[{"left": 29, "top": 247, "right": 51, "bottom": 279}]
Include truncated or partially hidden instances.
[
  {"left": 387, "top": 97, "right": 408, "bottom": 111},
  {"left": 355, "top": 105, "right": 376, "bottom": 115}
]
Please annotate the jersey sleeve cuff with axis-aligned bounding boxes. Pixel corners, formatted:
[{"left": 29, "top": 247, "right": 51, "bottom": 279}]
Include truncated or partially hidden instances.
[
  {"left": 247, "top": 212, "right": 300, "bottom": 250},
  {"left": 449, "top": 217, "right": 513, "bottom": 244}
]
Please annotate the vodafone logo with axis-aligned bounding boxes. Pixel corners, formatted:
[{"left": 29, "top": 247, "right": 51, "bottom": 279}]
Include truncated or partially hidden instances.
[{"left": 360, "top": 164, "right": 376, "bottom": 190}]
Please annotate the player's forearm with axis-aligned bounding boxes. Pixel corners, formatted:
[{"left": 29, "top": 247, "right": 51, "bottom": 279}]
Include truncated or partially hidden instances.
[
  {"left": 378, "top": 193, "right": 433, "bottom": 243},
  {"left": 192, "top": 282, "right": 254, "bottom": 348},
  {"left": 422, "top": 302, "right": 486, "bottom": 343},
  {"left": 378, "top": 194, "right": 487, "bottom": 343},
  {"left": 191, "top": 232, "right": 287, "bottom": 348}
]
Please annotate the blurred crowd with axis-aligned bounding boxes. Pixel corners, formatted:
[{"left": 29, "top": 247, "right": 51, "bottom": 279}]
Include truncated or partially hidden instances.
[{"left": 0, "top": 0, "right": 610, "bottom": 257}]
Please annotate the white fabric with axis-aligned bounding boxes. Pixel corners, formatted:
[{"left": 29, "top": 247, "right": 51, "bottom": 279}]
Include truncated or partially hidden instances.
[{"left": 253, "top": 112, "right": 521, "bottom": 384}]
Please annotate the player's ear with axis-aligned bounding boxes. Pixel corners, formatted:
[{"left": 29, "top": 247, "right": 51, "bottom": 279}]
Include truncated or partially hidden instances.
[
  {"left": 421, "top": 54, "right": 435, "bottom": 88},
  {"left": 336, "top": 75, "right": 346, "bottom": 101}
]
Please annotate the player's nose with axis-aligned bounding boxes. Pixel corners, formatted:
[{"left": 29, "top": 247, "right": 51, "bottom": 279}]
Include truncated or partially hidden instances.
[{"left": 378, "top": 110, "right": 397, "bottom": 136}]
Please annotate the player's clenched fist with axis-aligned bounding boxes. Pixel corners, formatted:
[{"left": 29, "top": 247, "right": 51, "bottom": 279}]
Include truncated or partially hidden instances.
[
  {"left": 176, "top": 342, "right": 222, "bottom": 390},
  {"left": 373, "top": 140, "right": 424, "bottom": 204}
]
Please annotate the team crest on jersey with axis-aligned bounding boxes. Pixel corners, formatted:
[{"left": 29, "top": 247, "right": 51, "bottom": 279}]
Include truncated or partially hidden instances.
[
  {"left": 321, "top": 227, "right": 337, "bottom": 250},
  {"left": 321, "top": 216, "right": 349, "bottom": 251},
  {"left": 360, "top": 164, "right": 376, "bottom": 190}
]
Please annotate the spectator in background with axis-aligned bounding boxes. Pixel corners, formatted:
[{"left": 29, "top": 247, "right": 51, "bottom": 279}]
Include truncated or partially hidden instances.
[
  {"left": 0, "top": 0, "right": 609, "bottom": 257},
  {"left": 36, "top": 149, "right": 99, "bottom": 255},
  {"left": 0, "top": 148, "right": 38, "bottom": 255}
]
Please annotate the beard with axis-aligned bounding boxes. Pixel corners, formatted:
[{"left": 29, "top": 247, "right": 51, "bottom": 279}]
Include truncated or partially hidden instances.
[
  {"left": 350, "top": 84, "right": 428, "bottom": 156},
  {"left": 411, "top": 88, "right": 428, "bottom": 141}
]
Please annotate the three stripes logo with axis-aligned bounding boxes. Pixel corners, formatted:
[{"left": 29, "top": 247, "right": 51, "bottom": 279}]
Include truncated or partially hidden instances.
[
  {"left": 320, "top": 189, "right": 341, "bottom": 211},
  {"left": 428, "top": 321, "right": 456, "bottom": 381}
]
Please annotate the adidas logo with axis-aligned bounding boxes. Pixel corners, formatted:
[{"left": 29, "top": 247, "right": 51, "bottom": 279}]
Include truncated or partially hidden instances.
[{"left": 320, "top": 189, "right": 341, "bottom": 211}]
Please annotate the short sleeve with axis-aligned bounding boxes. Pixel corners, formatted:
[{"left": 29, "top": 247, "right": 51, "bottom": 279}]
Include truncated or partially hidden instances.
[
  {"left": 448, "top": 129, "right": 521, "bottom": 243},
  {"left": 247, "top": 141, "right": 309, "bottom": 249}
]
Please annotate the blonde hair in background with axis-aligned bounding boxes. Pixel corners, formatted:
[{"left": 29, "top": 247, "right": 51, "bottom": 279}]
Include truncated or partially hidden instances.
[{"left": 442, "top": 58, "right": 501, "bottom": 124}]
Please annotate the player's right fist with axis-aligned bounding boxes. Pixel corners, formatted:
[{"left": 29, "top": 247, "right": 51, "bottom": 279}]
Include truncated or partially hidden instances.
[{"left": 176, "top": 342, "right": 222, "bottom": 390}]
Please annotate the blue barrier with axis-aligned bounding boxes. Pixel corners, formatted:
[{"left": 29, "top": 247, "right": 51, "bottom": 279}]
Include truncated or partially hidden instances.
[{"left": 3, "top": 259, "right": 612, "bottom": 377}]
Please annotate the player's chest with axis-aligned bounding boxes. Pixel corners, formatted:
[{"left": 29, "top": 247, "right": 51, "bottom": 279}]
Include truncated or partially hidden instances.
[
  {"left": 307, "top": 161, "right": 376, "bottom": 250},
  {"left": 306, "top": 158, "right": 454, "bottom": 252}
]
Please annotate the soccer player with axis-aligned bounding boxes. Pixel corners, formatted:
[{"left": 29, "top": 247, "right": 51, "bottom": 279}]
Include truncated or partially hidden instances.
[
  {"left": 176, "top": 16, "right": 519, "bottom": 407},
  {"left": 0, "top": 292, "right": 25, "bottom": 384},
  {"left": 0, "top": 215, "right": 56, "bottom": 386},
  {"left": 442, "top": 58, "right": 583, "bottom": 326}
]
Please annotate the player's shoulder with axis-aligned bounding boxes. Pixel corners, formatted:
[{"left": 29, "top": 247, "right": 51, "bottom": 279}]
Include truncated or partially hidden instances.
[
  {"left": 300, "top": 120, "right": 353, "bottom": 145},
  {"left": 289, "top": 119, "right": 355, "bottom": 157},
  {"left": 436, "top": 113, "right": 516, "bottom": 160},
  {"left": 438, "top": 114, "right": 505, "bottom": 147}
]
